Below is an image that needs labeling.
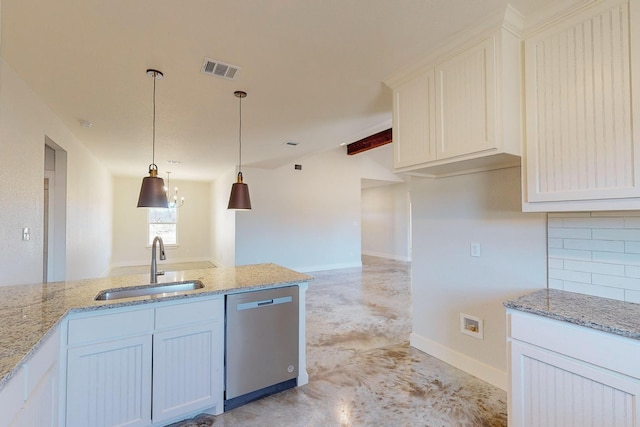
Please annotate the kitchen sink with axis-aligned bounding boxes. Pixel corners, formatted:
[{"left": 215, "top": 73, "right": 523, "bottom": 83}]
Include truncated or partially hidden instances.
[{"left": 94, "top": 280, "right": 204, "bottom": 301}]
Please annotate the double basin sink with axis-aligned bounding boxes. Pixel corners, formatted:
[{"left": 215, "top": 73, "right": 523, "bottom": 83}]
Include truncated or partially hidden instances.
[{"left": 94, "top": 280, "right": 204, "bottom": 301}]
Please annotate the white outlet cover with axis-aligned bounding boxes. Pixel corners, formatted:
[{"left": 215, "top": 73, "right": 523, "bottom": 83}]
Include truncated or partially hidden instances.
[{"left": 470, "top": 242, "right": 481, "bottom": 257}]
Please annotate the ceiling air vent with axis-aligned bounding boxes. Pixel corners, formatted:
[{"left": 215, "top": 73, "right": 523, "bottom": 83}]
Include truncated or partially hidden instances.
[{"left": 201, "top": 58, "right": 240, "bottom": 80}]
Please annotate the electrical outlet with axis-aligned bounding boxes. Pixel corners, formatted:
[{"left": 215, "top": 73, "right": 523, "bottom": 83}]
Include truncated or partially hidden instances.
[
  {"left": 460, "top": 313, "right": 483, "bottom": 339},
  {"left": 470, "top": 242, "right": 481, "bottom": 257}
]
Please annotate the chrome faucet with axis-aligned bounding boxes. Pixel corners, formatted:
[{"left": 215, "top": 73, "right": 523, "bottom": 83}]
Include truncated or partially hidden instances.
[{"left": 150, "top": 236, "right": 166, "bottom": 283}]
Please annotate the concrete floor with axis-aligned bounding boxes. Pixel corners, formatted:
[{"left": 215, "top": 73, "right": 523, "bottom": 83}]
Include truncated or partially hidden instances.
[{"left": 171, "top": 256, "right": 507, "bottom": 427}]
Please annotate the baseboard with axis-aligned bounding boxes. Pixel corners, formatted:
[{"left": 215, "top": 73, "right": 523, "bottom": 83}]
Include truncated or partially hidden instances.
[
  {"left": 109, "top": 257, "right": 213, "bottom": 269},
  {"left": 410, "top": 332, "right": 507, "bottom": 391},
  {"left": 361, "top": 251, "right": 411, "bottom": 262},
  {"left": 295, "top": 261, "right": 362, "bottom": 273}
]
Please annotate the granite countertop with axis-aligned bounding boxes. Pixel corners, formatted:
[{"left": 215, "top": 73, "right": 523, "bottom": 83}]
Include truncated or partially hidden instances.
[
  {"left": 0, "top": 263, "right": 312, "bottom": 390},
  {"left": 504, "top": 288, "right": 640, "bottom": 340}
]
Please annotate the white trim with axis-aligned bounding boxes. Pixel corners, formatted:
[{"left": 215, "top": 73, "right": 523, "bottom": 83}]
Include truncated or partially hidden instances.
[
  {"left": 295, "top": 261, "right": 362, "bottom": 273},
  {"left": 410, "top": 332, "right": 507, "bottom": 391},
  {"left": 108, "top": 257, "right": 213, "bottom": 269},
  {"left": 361, "top": 251, "right": 411, "bottom": 262}
]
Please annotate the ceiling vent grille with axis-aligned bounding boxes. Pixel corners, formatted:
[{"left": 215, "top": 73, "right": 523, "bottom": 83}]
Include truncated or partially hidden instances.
[{"left": 201, "top": 58, "right": 240, "bottom": 80}]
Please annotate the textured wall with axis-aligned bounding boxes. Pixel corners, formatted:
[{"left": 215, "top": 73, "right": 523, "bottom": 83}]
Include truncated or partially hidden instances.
[
  {"left": 410, "top": 166, "right": 547, "bottom": 389},
  {"left": 361, "top": 182, "right": 411, "bottom": 261},
  {"left": 0, "top": 59, "right": 112, "bottom": 285},
  {"left": 111, "top": 176, "right": 212, "bottom": 267}
]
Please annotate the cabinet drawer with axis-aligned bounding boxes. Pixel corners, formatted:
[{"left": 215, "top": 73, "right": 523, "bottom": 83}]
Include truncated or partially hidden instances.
[
  {"left": 68, "top": 308, "right": 154, "bottom": 346},
  {"left": 155, "top": 297, "right": 223, "bottom": 330}
]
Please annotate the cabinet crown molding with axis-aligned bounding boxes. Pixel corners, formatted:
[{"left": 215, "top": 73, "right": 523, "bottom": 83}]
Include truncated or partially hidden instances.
[{"left": 384, "top": 4, "right": 523, "bottom": 89}]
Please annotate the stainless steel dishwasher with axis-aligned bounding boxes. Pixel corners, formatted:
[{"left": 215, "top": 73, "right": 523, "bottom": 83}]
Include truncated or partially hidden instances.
[{"left": 225, "top": 285, "right": 299, "bottom": 411}]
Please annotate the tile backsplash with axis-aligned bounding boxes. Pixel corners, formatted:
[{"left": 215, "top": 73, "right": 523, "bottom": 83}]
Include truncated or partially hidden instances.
[{"left": 548, "top": 211, "right": 640, "bottom": 303}]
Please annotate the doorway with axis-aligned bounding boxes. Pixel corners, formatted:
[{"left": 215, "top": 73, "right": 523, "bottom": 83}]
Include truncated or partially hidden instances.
[{"left": 44, "top": 138, "right": 67, "bottom": 282}]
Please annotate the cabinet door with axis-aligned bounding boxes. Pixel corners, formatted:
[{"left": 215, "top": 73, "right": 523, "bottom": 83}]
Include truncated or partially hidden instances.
[
  {"left": 393, "top": 70, "right": 436, "bottom": 169},
  {"left": 66, "top": 335, "right": 152, "bottom": 427},
  {"left": 436, "top": 36, "right": 496, "bottom": 160},
  {"left": 10, "top": 365, "right": 57, "bottom": 427},
  {"left": 152, "top": 321, "right": 224, "bottom": 423},
  {"left": 524, "top": 1, "right": 640, "bottom": 206},
  {"left": 511, "top": 340, "right": 640, "bottom": 427}
]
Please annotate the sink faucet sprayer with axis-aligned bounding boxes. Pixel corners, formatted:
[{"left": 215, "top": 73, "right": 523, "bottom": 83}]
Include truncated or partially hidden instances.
[{"left": 151, "top": 236, "right": 166, "bottom": 283}]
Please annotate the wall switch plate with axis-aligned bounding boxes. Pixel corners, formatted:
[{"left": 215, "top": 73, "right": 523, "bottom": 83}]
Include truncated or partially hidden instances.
[
  {"left": 470, "top": 242, "right": 481, "bottom": 257},
  {"left": 22, "top": 227, "right": 30, "bottom": 241},
  {"left": 460, "top": 313, "right": 483, "bottom": 339}
]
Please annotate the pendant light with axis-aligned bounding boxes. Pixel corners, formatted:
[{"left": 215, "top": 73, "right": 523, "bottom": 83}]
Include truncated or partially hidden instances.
[
  {"left": 137, "top": 69, "right": 169, "bottom": 208},
  {"left": 227, "top": 90, "right": 252, "bottom": 210}
]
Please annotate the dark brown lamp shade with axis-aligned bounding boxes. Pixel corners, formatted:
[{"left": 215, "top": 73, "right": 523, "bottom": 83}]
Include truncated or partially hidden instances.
[
  {"left": 228, "top": 172, "right": 251, "bottom": 210},
  {"left": 137, "top": 165, "right": 169, "bottom": 208}
]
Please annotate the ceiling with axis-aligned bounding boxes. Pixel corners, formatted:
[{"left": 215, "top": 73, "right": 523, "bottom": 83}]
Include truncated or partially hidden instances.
[{"left": 1, "top": 0, "right": 551, "bottom": 181}]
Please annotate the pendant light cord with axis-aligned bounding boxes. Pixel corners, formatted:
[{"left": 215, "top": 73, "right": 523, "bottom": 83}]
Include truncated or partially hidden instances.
[
  {"left": 238, "top": 94, "right": 242, "bottom": 173},
  {"left": 152, "top": 72, "right": 157, "bottom": 167}
]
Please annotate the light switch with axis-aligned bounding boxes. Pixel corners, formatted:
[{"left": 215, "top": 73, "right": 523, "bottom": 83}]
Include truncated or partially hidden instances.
[
  {"left": 22, "top": 227, "right": 31, "bottom": 241},
  {"left": 470, "top": 242, "right": 481, "bottom": 257}
]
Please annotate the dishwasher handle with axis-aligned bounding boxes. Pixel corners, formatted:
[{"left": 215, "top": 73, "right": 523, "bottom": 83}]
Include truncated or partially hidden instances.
[{"left": 236, "top": 296, "right": 293, "bottom": 311}]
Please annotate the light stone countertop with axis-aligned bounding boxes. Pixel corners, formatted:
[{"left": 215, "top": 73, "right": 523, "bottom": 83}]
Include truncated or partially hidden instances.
[
  {"left": 504, "top": 288, "right": 640, "bottom": 340},
  {"left": 0, "top": 263, "right": 312, "bottom": 391}
]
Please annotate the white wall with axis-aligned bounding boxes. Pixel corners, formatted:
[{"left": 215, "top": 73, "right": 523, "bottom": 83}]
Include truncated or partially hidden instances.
[
  {"left": 233, "top": 146, "right": 400, "bottom": 272},
  {"left": 111, "top": 175, "right": 212, "bottom": 267},
  {"left": 548, "top": 211, "right": 640, "bottom": 302},
  {"left": 361, "top": 182, "right": 411, "bottom": 261},
  {"left": 410, "top": 166, "right": 547, "bottom": 390},
  {"left": 0, "top": 59, "right": 113, "bottom": 285},
  {"left": 211, "top": 168, "right": 236, "bottom": 267}
]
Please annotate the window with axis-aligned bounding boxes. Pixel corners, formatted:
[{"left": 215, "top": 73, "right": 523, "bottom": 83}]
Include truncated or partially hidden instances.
[{"left": 148, "top": 207, "right": 177, "bottom": 245}]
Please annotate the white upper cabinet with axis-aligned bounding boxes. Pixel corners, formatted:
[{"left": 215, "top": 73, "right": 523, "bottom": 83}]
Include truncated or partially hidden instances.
[
  {"left": 386, "top": 7, "right": 523, "bottom": 177},
  {"left": 393, "top": 71, "right": 436, "bottom": 169},
  {"left": 522, "top": 0, "right": 640, "bottom": 211},
  {"left": 436, "top": 36, "right": 497, "bottom": 160}
]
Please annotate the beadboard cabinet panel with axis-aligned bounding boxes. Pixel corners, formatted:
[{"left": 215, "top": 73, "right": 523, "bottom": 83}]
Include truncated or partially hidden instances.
[
  {"left": 66, "top": 335, "right": 153, "bottom": 427},
  {"left": 511, "top": 340, "right": 639, "bottom": 427},
  {"left": 64, "top": 297, "right": 224, "bottom": 426},
  {"left": 436, "top": 36, "right": 496, "bottom": 160},
  {"left": 523, "top": 0, "right": 640, "bottom": 210},
  {"left": 508, "top": 309, "right": 640, "bottom": 427},
  {"left": 386, "top": 8, "right": 523, "bottom": 177},
  {"left": 392, "top": 71, "right": 436, "bottom": 169}
]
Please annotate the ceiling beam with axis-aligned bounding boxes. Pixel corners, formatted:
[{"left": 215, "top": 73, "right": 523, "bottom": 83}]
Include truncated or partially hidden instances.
[{"left": 346, "top": 128, "right": 392, "bottom": 155}]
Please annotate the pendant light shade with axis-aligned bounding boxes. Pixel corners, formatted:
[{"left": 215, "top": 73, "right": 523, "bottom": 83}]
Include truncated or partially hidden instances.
[
  {"left": 228, "top": 90, "right": 252, "bottom": 210},
  {"left": 138, "top": 164, "right": 168, "bottom": 208},
  {"left": 228, "top": 171, "right": 251, "bottom": 210},
  {"left": 137, "top": 69, "right": 169, "bottom": 208}
]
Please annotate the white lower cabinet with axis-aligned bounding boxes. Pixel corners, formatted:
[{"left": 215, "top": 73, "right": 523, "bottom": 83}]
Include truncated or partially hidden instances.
[
  {"left": 508, "top": 309, "right": 640, "bottom": 427},
  {"left": 64, "top": 296, "right": 224, "bottom": 427},
  {"left": 1, "top": 328, "right": 60, "bottom": 427},
  {"left": 151, "top": 300, "right": 224, "bottom": 424}
]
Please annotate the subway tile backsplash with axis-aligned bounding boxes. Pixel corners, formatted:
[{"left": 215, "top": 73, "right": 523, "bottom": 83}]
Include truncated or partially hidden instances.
[{"left": 547, "top": 211, "right": 640, "bottom": 303}]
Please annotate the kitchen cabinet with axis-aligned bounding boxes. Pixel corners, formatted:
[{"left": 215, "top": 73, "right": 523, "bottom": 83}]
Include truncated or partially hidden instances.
[
  {"left": 507, "top": 309, "right": 640, "bottom": 426},
  {"left": 522, "top": 0, "right": 640, "bottom": 211},
  {"left": 386, "top": 7, "right": 522, "bottom": 177},
  {"left": 392, "top": 71, "right": 436, "bottom": 169},
  {"left": 64, "top": 296, "right": 224, "bottom": 426},
  {"left": 0, "top": 328, "right": 60, "bottom": 427},
  {"left": 152, "top": 299, "right": 224, "bottom": 423}
]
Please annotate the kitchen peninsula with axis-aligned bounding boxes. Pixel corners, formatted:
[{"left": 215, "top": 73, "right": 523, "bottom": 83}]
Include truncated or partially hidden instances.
[{"left": 0, "top": 264, "right": 311, "bottom": 426}]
